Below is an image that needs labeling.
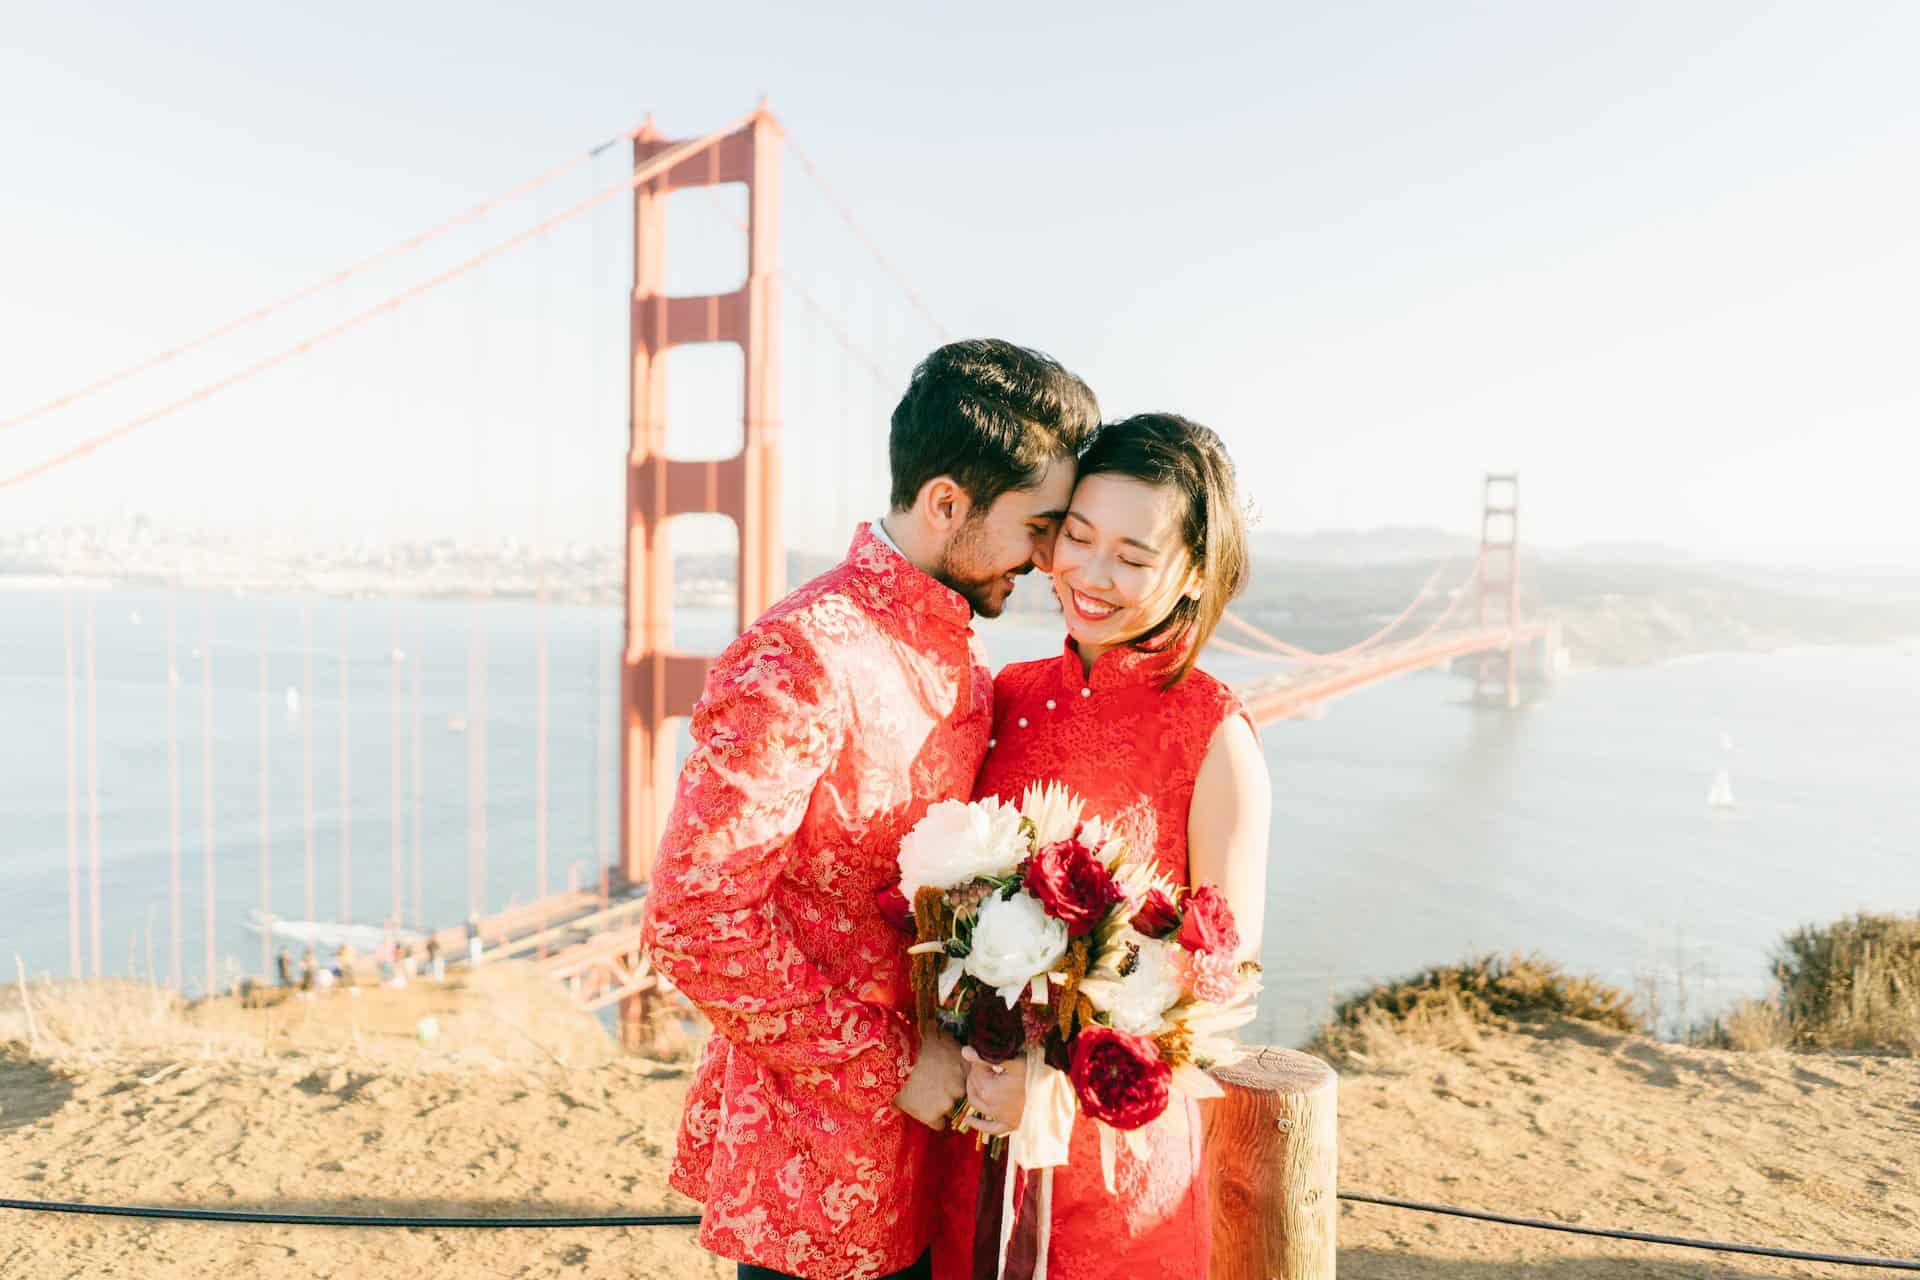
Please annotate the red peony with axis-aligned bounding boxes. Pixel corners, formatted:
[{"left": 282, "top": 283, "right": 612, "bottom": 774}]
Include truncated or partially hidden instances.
[
  {"left": 967, "top": 989, "right": 1027, "bottom": 1063},
  {"left": 1176, "top": 884, "right": 1240, "bottom": 957},
  {"left": 875, "top": 881, "right": 916, "bottom": 935},
  {"left": 1068, "top": 1025, "right": 1171, "bottom": 1130},
  {"left": 1025, "top": 837, "right": 1121, "bottom": 937},
  {"left": 1129, "top": 889, "right": 1181, "bottom": 940}
]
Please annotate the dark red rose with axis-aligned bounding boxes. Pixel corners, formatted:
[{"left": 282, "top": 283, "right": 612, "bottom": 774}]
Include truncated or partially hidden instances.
[
  {"left": 875, "top": 881, "right": 915, "bottom": 935},
  {"left": 1067, "top": 1025, "right": 1171, "bottom": 1130},
  {"left": 1129, "top": 889, "right": 1180, "bottom": 940},
  {"left": 967, "top": 989, "right": 1027, "bottom": 1063},
  {"left": 1176, "top": 884, "right": 1240, "bottom": 957},
  {"left": 1025, "top": 838, "right": 1121, "bottom": 937}
]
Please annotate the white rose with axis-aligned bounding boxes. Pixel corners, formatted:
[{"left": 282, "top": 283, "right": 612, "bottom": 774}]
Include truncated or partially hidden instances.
[
  {"left": 965, "top": 890, "right": 1069, "bottom": 1005},
  {"left": 1081, "top": 929, "right": 1182, "bottom": 1036},
  {"left": 898, "top": 797, "right": 1030, "bottom": 899}
]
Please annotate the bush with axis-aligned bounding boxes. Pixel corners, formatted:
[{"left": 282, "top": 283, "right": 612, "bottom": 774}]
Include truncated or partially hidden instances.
[
  {"left": 1773, "top": 912, "right": 1920, "bottom": 1052},
  {"left": 1307, "top": 953, "right": 1643, "bottom": 1063}
]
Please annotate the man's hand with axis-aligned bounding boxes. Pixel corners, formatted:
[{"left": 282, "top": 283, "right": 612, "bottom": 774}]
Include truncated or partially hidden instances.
[{"left": 893, "top": 1031, "right": 967, "bottom": 1129}]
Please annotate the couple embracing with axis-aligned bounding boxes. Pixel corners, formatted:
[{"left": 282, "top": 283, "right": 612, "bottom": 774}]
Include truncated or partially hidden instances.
[{"left": 641, "top": 339, "right": 1271, "bottom": 1280}]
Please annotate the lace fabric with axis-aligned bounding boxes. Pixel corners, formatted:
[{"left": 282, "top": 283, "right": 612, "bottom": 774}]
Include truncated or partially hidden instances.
[{"left": 929, "top": 637, "right": 1250, "bottom": 1280}]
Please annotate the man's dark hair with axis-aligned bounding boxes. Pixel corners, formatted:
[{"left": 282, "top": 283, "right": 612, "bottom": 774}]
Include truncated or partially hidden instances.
[{"left": 888, "top": 339, "right": 1100, "bottom": 512}]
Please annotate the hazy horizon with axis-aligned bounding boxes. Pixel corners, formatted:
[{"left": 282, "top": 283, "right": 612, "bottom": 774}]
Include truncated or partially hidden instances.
[{"left": 3, "top": 2, "right": 1917, "bottom": 568}]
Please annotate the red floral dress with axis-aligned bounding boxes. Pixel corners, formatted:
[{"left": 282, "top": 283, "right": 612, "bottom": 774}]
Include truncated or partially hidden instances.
[
  {"left": 644, "top": 525, "right": 992, "bottom": 1280},
  {"left": 930, "top": 637, "right": 1252, "bottom": 1280}
]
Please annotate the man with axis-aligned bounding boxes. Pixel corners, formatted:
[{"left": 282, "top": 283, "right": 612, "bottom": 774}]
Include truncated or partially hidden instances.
[{"left": 643, "top": 339, "right": 1099, "bottom": 1280}]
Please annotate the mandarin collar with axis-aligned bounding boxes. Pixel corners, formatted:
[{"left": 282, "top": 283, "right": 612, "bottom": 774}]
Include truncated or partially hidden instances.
[
  {"left": 1058, "top": 630, "right": 1194, "bottom": 693},
  {"left": 844, "top": 523, "right": 974, "bottom": 629}
]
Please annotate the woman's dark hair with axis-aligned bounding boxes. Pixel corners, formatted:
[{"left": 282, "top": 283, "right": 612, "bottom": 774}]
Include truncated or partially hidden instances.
[
  {"left": 889, "top": 339, "right": 1100, "bottom": 513},
  {"left": 1077, "top": 413, "right": 1250, "bottom": 687}
]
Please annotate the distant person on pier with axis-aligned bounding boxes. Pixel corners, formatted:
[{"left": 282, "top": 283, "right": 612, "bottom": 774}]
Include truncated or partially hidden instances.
[
  {"left": 425, "top": 936, "right": 444, "bottom": 981},
  {"left": 275, "top": 947, "right": 292, "bottom": 987},
  {"left": 298, "top": 948, "right": 315, "bottom": 992},
  {"left": 641, "top": 339, "right": 1101, "bottom": 1280}
]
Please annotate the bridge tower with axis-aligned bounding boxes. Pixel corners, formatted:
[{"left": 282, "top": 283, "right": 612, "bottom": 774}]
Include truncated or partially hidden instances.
[
  {"left": 1475, "top": 473, "right": 1521, "bottom": 708},
  {"left": 620, "top": 107, "right": 783, "bottom": 895}
]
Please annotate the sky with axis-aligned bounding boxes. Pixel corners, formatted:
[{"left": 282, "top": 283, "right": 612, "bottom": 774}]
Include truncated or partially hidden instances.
[{"left": 2, "top": 0, "right": 1916, "bottom": 565}]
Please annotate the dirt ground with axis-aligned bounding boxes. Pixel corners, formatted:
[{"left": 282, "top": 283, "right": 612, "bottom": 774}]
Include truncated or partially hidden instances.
[{"left": 0, "top": 974, "right": 1913, "bottom": 1278}]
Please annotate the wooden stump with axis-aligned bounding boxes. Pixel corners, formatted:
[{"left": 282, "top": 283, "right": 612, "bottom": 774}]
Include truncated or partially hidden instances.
[{"left": 1202, "top": 1046, "right": 1338, "bottom": 1280}]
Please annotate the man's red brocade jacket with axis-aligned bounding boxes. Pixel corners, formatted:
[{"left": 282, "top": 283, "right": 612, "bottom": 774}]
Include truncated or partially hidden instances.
[{"left": 642, "top": 525, "right": 991, "bottom": 1280}]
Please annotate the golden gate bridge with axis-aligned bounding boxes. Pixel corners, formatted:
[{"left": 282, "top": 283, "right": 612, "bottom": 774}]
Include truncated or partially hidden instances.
[{"left": 3, "top": 102, "right": 1555, "bottom": 1044}]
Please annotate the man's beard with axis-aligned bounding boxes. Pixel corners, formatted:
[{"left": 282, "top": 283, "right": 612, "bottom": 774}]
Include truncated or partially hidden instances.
[{"left": 937, "top": 518, "right": 1027, "bottom": 618}]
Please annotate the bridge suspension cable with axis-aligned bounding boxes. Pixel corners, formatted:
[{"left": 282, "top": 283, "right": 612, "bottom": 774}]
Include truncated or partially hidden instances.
[
  {"left": 1220, "top": 560, "right": 1466, "bottom": 663},
  {"left": 0, "top": 121, "right": 655, "bottom": 438},
  {"left": 0, "top": 112, "right": 755, "bottom": 493},
  {"left": 783, "top": 132, "right": 950, "bottom": 342}
]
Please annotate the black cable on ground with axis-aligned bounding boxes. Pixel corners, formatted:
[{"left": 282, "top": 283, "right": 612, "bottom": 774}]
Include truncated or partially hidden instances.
[
  {"left": 5, "top": 1192, "right": 1916, "bottom": 1272},
  {"left": 0, "top": 1199, "right": 698, "bottom": 1229},
  {"left": 1340, "top": 1192, "right": 1920, "bottom": 1271}
]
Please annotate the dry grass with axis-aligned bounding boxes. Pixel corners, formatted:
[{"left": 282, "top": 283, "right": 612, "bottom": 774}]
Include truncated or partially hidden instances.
[
  {"left": 0, "top": 962, "right": 653, "bottom": 1071},
  {"left": 1306, "top": 953, "right": 1642, "bottom": 1067},
  {"left": 1697, "top": 912, "right": 1920, "bottom": 1054},
  {"left": 1776, "top": 911, "right": 1920, "bottom": 1052},
  {"left": 0, "top": 976, "right": 211, "bottom": 1058}
]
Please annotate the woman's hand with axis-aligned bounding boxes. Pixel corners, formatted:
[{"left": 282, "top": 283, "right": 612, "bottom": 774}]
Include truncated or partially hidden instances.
[{"left": 961, "top": 1045, "right": 1028, "bottom": 1136}]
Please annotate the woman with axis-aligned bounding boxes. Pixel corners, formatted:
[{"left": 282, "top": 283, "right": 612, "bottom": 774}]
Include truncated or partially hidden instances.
[{"left": 929, "top": 413, "right": 1271, "bottom": 1280}]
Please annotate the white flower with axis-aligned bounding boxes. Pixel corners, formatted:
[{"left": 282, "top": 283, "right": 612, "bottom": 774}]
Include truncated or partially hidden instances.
[
  {"left": 1019, "top": 781, "right": 1085, "bottom": 848},
  {"left": 1080, "top": 929, "right": 1182, "bottom": 1036},
  {"left": 966, "top": 890, "right": 1069, "bottom": 1004},
  {"left": 897, "top": 798, "right": 1030, "bottom": 898}
]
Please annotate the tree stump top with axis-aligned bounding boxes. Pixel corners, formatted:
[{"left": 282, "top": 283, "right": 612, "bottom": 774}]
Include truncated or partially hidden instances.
[{"left": 1209, "top": 1046, "right": 1336, "bottom": 1094}]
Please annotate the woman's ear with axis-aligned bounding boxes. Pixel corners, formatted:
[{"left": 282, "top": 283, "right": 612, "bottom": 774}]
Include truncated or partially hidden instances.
[{"left": 1182, "top": 565, "right": 1205, "bottom": 601}]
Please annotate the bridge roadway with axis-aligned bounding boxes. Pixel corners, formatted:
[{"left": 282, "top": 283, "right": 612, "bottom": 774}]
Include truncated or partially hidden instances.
[{"left": 1237, "top": 623, "right": 1554, "bottom": 724}]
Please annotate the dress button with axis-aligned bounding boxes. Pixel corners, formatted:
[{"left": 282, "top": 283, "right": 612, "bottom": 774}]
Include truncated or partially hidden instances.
[
  {"left": 1045, "top": 699, "right": 1056, "bottom": 711},
  {"left": 988, "top": 738, "right": 996, "bottom": 749},
  {"left": 1017, "top": 717, "right": 1028, "bottom": 728},
  {"left": 1080, "top": 687, "right": 1091, "bottom": 698}
]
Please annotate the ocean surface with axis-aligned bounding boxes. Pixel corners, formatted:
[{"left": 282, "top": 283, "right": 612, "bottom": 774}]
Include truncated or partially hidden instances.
[{"left": 4, "top": 584, "right": 1916, "bottom": 1049}]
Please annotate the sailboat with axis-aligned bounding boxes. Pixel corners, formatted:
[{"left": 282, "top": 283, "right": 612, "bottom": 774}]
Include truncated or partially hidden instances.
[{"left": 1708, "top": 769, "right": 1737, "bottom": 810}]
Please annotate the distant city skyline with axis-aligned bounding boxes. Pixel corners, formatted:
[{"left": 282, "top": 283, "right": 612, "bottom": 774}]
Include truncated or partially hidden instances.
[{"left": 2, "top": 2, "right": 1916, "bottom": 567}]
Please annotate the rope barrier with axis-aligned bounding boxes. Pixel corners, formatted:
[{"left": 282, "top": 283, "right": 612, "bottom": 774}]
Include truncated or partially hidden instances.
[
  {"left": 1339, "top": 1192, "right": 1920, "bottom": 1271},
  {"left": 2, "top": 1192, "right": 1914, "bottom": 1269},
  {"left": 0, "top": 1198, "right": 697, "bottom": 1229}
]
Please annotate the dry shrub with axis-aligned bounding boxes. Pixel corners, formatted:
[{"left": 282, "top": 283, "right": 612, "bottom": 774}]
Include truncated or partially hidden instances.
[
  {"left": 1307, "top": 952, "right": 1643, "bottom": 1065},
  {"left": 3, "top": 978, "right": 199, "bottom": 1055},
  {"left": 1307, "top": 989, "right": 1484, "bottom": 1068},
  {"left": 1697, "top": 997, "right": 1794, "bottom": 1052},
  {"left": 1774, "top": 912, "right": 1920, "bottom": 1053}
]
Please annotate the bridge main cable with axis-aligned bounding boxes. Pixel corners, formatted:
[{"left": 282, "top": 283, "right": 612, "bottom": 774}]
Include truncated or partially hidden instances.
[
  {"left": 1220, "top": 560, "right": 1464, "bottom": 662},
  {"left": 0, "top": 122, "right": 656, "bottom": 438},
  {"left": 0, "top": 111, "right": 758, "bottom": 492}
]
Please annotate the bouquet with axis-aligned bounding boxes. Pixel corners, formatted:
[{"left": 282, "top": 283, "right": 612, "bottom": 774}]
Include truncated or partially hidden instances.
[{"left": 878, "top": 782, "right": 1259, "bottom": 1185}]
